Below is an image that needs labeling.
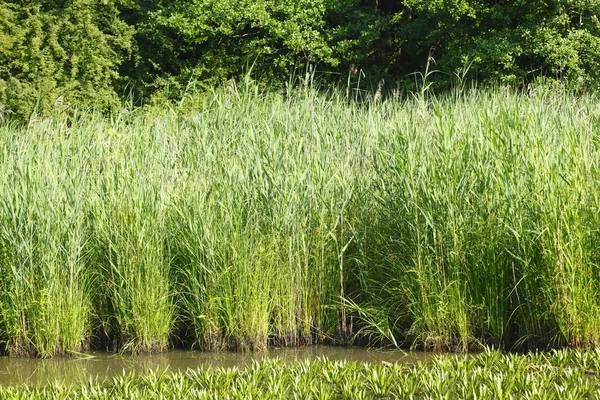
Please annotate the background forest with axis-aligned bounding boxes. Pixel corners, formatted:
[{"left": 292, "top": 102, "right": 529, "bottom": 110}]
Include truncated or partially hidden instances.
[{"left": 1, "top": 0, "right": 600, "bottom": 120}]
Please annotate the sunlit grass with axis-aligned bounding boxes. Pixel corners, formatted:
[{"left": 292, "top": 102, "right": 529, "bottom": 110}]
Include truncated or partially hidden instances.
[{"left": 0, "top": 83, "right": 599, "bottom": 355}]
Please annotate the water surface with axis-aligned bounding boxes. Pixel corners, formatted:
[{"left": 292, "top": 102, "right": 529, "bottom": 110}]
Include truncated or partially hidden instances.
[{"left": 0, "top": 346, "right": 453, "bottom": 386}]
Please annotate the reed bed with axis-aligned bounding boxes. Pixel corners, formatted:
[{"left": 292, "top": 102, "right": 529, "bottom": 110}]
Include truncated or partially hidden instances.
[
  {"left": 2, "top": 350, "right": 600, "bottom": 398},
  {"left": 0, "top": 84, "right": 599, "bottom": 356}
]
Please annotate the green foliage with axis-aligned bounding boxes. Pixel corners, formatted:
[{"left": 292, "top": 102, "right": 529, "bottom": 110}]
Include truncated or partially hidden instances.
[
  {"left": 2, "top": 351, "right": 600, "bottom": 398},
  {"left": 401, "top": 0, "right": 600, "bottom": 86},
  {"left": 139, "top": 0, "right": 331, "bottom": 89},
  {"left": 0, "top": 0, "right": 134, "bottom": 120},
  {"left": 128, "top": 0, "right": 600, "bottom": 96},
  {"left": 2, "top": 85, "right": 600, "bottom": 355},
  {"left": 134, "top": 0, "right": 391, "bottom": 97},
  {"left": 2, "top": 0, "right": 600, "bottom": 112}
]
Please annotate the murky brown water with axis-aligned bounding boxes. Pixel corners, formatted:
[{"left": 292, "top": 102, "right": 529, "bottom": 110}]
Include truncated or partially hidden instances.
[{"left": 0, "top": 346, "right": 446, "bottom": 386}]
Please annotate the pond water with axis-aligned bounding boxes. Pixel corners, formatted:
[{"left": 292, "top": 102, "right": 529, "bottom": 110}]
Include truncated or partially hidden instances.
[{"left": 0, "top": 346, "right": 447, "bottom": 386}]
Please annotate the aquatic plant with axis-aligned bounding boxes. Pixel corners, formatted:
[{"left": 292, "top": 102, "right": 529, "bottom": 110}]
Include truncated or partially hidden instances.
[
  {"left": 2, "top": 350, "right": 600, "bottom": 398},
  {"left": 0, "top": 84, "right": 599, "bottom": 355}
]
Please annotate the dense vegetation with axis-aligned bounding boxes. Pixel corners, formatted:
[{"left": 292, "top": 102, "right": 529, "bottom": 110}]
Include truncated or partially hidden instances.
[
  {"left": 2, "top": 350, "right": 600, "bottom": 398},
  {"left": 0, "top": 84, "right": 599, "bottom": 356},
  {"left": 1, "top": 0, "right": 600, "bottom": 119},
  {"left": 1, "top": 0, "right": 600, "bottom": 360}
]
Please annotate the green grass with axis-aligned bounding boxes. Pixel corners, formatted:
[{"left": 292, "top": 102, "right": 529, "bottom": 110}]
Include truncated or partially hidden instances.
[
  {"left": 2, "top": 350, "right": 600, "bottom": 398},
  {"left": 0, "top": 83, "right": 599, "bottom": 355}
]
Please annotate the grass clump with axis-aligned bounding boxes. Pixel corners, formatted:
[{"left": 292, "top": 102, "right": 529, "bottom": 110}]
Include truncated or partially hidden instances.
[
  {"left": 91, "top": 122, "right": 176, "bottom": 353},
  {"left": 1, "top": 83, "right": 600, "bottom": 355},
  {"left": 0, "top": 123, "right": 93, "bottom": 357}
]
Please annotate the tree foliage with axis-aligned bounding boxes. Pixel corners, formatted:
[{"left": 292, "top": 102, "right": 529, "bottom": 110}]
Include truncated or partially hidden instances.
[
  {"left": 1, "top": 0, "right": 600, "bottom": 119},
  {"left": 133, "top": 0, "right": 389, "bottom": 96},
  {"left": 125, "top": 0, "right": 600, "bottom": 94},
  {"left": 0, "top": 0, "right": 134, "bottom": 119},
  {"left": 400, "top": 0, "right": 600, "bottom": 86}
]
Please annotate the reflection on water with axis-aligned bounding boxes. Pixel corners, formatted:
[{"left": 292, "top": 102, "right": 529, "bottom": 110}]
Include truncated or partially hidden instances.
[{"left": 0, "top": 346, "right": 445, "bottom": 386}]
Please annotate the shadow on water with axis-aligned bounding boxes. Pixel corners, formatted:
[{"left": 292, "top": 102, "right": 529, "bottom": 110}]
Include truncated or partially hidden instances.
[{"left": 0, "top": 346, "right": 462, "bottom": 386}]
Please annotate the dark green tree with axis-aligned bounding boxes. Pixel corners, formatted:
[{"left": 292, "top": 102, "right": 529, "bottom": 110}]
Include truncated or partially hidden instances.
[
  {"left": 0, "top": 0, "right": 134, "bottom": 120},
  {"left": 397, "top": 0, "right": 600, "bottom": 86},
  {"left": 132, "top": 0, "right": 392, "bottom": 97}
]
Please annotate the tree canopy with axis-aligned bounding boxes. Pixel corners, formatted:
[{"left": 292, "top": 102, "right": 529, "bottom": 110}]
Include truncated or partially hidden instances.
[{"left": 1, "top": 0, "right": 599, "bottom": 118}]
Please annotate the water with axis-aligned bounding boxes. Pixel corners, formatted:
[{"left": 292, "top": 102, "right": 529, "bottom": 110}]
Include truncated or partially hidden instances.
[{"left": 0, "top": 346, "right": 443, "bottom": 386}]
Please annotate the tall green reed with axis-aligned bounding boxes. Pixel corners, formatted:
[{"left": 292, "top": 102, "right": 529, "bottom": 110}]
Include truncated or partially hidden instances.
[
  {"left": 0, "top": 82, "right": 599, "bottom": 355},
  {"left": 169, "top": 86, "right": 363, "bottom": 350},
  {"left": 91, "top": 117, "right": 176, "bottom": 353},
  {"left": 0, "top": 120, "right": 93, "bottom": 356},
  {"left": 356, "top": 88, "right": 600, "bottom": 350}
]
